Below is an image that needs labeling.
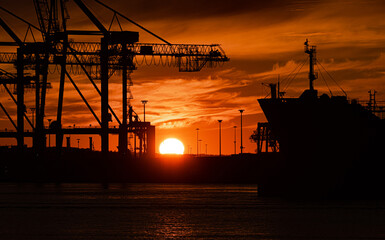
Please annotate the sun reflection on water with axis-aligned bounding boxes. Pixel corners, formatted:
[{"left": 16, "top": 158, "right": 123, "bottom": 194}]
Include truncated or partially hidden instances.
[{"left": 153, "top": 211, "right": 193, "bottom": 238}]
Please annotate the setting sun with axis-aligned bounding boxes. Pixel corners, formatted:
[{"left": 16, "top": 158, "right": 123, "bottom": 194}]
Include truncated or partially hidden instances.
[{"left": 159, "top": 138, "right": 185, "bottom": 155}]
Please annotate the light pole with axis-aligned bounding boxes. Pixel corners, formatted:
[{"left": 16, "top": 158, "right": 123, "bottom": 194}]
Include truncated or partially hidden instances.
[
  {"left": 233, "top": 126, "right": 237, "bottom": 155},
  {"left": 199, "top": 139, "right": 202, "bottom": 156},
  {"left": 47, "top": 118, "right": 52, "bottom": 147},
  {"left": 239, "top": 109, "right": 244, "bottom": 154},
  {"left": 218, "top": 120, "right": 222, "bottom": 156},
  {"left": 141, "top": 100, "right": 148, "bottom": 122},
  {"left": 141, "top": 100, "right": 148, "bottom": 153},
  {"left": 196, "top": 128, "right": 199, "bottom": 156}
]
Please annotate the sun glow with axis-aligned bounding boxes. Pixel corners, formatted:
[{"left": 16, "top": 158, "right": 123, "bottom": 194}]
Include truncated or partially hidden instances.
[{"left": 159, "top": 138, "right": 185, "bottom": 155}]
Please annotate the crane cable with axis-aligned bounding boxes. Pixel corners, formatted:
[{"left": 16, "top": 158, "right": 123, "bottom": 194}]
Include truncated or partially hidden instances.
[
  {"left": 316, "top": 63, "right": 333, "bottom": 96},
  {"left": 276, "top": 57, "right": 307, "bottom": 91},
  {"left": 108, "top": 12, "right": 123, "bottom": 31},
  {"left": 262, "top": 58, "right": 307, "bottom": 99},
  {"left": 316, "top": 59, "right": 347, "bottom": 97},
  {"left": 282, "top": 58, "right": 308, "bottom": 93},
  {"left": 94, "top": 0, "right": 172, "bottom": 45}
]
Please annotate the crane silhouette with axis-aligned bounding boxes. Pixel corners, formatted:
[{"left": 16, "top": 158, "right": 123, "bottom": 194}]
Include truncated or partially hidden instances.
[{"left": 0, "top": 0, "right": 229, "bottom": 157}]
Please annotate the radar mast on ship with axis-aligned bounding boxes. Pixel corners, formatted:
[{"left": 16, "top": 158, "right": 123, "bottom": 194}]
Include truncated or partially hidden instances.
[{"left": 304, "top": 39, "right": 318, "bottom": 92}]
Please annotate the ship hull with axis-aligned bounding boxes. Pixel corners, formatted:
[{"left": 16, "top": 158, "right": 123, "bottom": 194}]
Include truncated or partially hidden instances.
[{"left": 258, "top": 95, "right": 385, "bottom": 198}]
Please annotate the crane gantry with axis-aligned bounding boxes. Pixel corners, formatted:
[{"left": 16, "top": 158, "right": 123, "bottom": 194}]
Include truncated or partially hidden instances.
[{"left": 0, "top": 0, "right": 229, "bottom": 158}]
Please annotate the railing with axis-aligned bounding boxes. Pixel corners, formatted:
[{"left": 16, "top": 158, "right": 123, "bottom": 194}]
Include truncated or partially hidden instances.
[{"left": 351, "top": 99, "right": 385, "bottom": 119}]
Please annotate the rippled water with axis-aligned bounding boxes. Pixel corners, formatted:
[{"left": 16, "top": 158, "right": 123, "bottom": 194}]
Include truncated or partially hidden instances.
[{"left": 0, "top": 183, "right": 384, "bottom": 239}]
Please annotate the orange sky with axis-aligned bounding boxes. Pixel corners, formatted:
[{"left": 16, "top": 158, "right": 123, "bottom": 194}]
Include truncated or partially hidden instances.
[{"left": 1, "top": 0, "right": 385, "bottom": 154}]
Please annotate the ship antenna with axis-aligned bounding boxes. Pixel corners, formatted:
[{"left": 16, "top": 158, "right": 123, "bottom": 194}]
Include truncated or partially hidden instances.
[{"left": 304, "top": 39, "right": 317, "bottom": 91}]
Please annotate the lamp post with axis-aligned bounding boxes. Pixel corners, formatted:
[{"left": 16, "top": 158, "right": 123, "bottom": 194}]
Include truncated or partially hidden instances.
[
  {"left": 239, "top": 109, "right": 244, "bottom": 154},
  {"left": 141, "top": 100, "right": 148, "bottom": 153},
  {"left": 233, "top": 126, "right": 237, "bottom": 155},
  {"left": 141, "top": 100, "right": 148, "bottom": 122},
  {"left": 196, "top": 128, "right": 199, "bottom": 156},
  {"left": 47, "top": 118, "right": 52, "bottom": 147},
  {"left": 218, "top": 120, "right": 222, "bottom": 156}
]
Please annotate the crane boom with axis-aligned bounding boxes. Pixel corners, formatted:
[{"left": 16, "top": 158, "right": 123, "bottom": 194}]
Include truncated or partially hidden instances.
[{"left": 0, "top": 42, "right": 228, "bottom": 72}]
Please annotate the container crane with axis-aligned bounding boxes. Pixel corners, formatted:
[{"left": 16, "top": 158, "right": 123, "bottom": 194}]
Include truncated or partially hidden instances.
[{"left": 0, "top": 0, "right": 229, "bottom": 157}]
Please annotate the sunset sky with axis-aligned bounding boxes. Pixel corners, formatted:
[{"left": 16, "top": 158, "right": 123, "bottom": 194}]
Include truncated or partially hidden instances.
[{"left": 1, "top": 0, "right": 385, "bottom": 154}]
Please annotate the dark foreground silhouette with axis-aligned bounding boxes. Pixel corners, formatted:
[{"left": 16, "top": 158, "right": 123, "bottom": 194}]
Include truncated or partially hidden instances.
[{"left": 0, "top": 147, "right": 282, "bottom": 185}]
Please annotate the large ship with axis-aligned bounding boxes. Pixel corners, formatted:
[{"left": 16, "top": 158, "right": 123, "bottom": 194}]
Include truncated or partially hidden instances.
[{"left": 258, "top": 40, "right": 385, "bottom": 198}]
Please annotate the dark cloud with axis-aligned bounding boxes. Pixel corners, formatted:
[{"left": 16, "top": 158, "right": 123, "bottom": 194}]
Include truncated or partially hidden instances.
[{"left": 100, "top": 0, "right": 298, "bottom": 21}]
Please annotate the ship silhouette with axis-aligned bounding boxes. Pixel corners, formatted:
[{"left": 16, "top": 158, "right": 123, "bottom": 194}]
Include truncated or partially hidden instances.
[{"left": 258, "top": 40, "right": 385, "bottom": 198}]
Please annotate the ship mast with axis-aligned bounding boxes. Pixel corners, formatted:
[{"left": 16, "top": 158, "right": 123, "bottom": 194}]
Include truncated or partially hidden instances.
[{"left": 304, "top": 39, "right": 317, "bottom": 91}]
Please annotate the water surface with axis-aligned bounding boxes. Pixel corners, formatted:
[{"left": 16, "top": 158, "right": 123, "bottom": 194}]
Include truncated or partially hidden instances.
[{"left": 0, "top": 183, "right": 384, "bottom": 239}]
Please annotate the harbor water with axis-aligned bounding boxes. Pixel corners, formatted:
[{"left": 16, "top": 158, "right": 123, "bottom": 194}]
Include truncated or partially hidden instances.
[{"left": 0, "top": 183, "right": 384, "bottom": 239}]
